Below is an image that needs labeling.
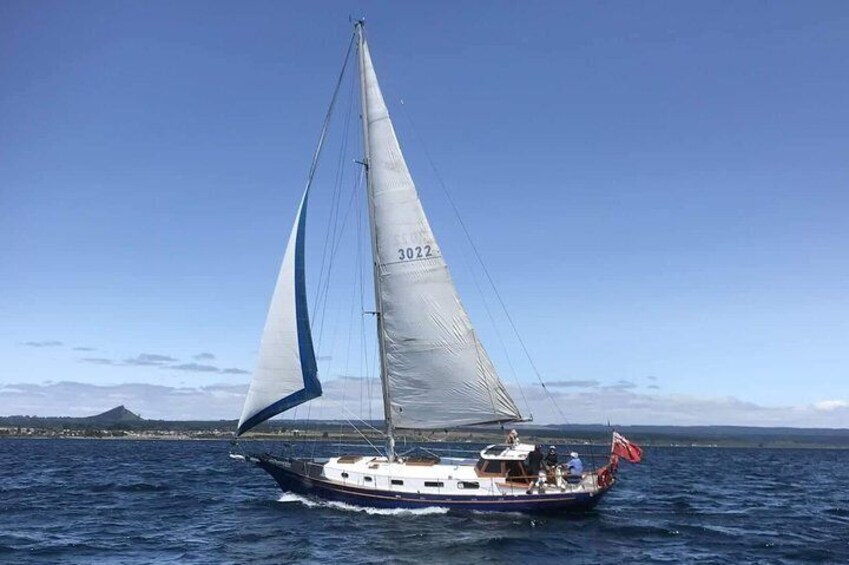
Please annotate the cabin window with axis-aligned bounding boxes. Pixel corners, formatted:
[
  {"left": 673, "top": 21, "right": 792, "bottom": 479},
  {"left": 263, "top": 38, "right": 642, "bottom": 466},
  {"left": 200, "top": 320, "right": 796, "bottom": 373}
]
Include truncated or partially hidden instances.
[
  {"left": 424, "top": 481, "right": 444, "bottom": 488},
  {"left": 391, "top": 479, "right": 404, "bottom": 486},
  {"left": 458, "top": 481, "right": 479, "bottom": 489},
  {"left": 364, "top": 476, "right": 373, "bottom": 482},
  {"left": 341, "top": 472, "right": 349, "bottom": 479},
  {"left": 483, "top": 461, "right": 502, "bottom": 474},
  {"left": 506, "top": 461, "right": 525, "bottom": 480}
]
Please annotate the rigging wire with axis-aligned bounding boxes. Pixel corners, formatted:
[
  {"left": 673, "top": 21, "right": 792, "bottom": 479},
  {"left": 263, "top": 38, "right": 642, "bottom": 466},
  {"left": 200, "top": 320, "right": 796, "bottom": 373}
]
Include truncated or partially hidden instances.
[
  {"left": 397, "top": 99, "right": 570, "bottom": 425},
  {"left": 343, "top": 407, "right": 386, "bottom": 437},
  {"left": 311, "top": 64, "right": 357, "bottom": 348},
  {"left": 307, "top": 84, "right": 360, "bottom": 443},
  {"left": 307, "top": 65, "right": 358, "bottom": 448},
  {"left": 356, "top": 179, "right": 367, "bottom": 420},
  {"left": 312, "top": 171, "right": 361, "bottom": 352},
  {"left": 353, "top": 175, "right": 378, "bottom": 424},
  {"left": 285, "top": 31, "right": 355, "bottom": 431},
  {"left": 310, "top": 32, "right": 357, "bottom": 321},
  {"left": 459, "top": 242, "right": 532, "bottom": 417},
  {"left": 336, "top": 181, "right": 364, "bottom": 454},
  {"left": 344, "top": 417, "right": 384, "bottom": 457},
  {"left": 333, "top": 170, "right": 369, "bottom": 452}
]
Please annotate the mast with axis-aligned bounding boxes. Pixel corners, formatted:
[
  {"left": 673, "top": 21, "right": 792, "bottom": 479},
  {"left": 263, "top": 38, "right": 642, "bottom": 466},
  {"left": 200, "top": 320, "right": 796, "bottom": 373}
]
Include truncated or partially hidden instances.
[{"left": 355, "top": 20, "right": 396, "bottom": 461}]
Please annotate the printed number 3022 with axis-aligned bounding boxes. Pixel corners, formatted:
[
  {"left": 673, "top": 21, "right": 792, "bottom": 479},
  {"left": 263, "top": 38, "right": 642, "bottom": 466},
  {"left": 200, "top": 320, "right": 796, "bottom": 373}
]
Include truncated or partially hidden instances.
[{"left": 398, "top": 246, "right": 433, "bottom": 260}]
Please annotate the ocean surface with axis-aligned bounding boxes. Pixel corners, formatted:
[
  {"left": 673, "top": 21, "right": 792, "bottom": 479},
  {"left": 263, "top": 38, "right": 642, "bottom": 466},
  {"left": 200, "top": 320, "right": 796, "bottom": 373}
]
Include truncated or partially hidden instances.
[{"left": 2, "top": 439, "right": 848, "bottom": 564}]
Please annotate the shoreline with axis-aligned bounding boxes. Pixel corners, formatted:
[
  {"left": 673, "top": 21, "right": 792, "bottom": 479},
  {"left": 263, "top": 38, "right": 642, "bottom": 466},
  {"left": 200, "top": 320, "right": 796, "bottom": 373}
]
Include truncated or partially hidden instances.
[{"left": 3, "top": 434, "right": 849, "bottom": 449}]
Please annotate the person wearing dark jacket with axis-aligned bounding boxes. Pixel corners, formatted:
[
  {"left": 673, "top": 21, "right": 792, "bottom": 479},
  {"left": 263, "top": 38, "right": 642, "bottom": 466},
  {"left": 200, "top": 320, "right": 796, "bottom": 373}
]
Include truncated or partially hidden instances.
[
  {"left": 527, "top": 444, "right": 544, "bottom": 475},
  {"left": 526, "top": 445, "right": 545, "bottom": 494},
  {"left": 544, "top": 446, "right": 559, "bottom": 469}
]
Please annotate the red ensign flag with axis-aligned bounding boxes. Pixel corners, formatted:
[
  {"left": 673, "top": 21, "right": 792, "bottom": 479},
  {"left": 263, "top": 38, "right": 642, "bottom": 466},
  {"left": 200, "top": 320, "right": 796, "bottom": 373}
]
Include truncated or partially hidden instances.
[{"left": 612, "top": 431, "right": 643, "bottom": 463}]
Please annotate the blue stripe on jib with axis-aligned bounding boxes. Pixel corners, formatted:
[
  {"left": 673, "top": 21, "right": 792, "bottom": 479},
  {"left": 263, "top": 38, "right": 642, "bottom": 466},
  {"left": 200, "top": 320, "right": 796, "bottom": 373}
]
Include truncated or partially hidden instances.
[{"left": 293, "top": 191, "right": 321, "bottom": 400}]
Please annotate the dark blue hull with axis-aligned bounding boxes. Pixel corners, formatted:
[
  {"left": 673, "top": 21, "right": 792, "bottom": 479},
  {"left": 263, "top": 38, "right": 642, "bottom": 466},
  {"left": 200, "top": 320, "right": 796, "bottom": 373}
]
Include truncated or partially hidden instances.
[{"left": 252, "top": 455, "right": 610, "bottom": 514}]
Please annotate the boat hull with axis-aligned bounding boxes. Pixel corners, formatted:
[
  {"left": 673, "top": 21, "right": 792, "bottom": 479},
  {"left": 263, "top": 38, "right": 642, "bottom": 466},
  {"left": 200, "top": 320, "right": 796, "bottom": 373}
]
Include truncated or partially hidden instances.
[{"left": 252, "top": 455, "right": 609, "bottom": 514}]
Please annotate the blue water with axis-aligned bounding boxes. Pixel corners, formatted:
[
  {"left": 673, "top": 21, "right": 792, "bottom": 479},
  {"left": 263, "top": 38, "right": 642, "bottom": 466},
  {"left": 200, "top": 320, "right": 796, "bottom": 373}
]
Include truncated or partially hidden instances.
[{"left": 2, "top": 439, "right": 847, "bottom": 564}]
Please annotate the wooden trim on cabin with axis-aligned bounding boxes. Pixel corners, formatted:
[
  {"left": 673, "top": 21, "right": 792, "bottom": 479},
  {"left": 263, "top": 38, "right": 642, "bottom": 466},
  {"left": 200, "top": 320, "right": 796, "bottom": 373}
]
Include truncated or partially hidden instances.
[
  {"left": 404, "top": 460, "right": 439, "bottom": 466},
  {"left": 475, "top": 470, "right": 504, "bottom": 478}
]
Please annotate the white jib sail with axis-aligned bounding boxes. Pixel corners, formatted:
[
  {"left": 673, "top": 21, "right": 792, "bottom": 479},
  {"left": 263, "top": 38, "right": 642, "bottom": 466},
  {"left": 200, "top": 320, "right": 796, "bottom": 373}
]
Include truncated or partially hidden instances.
[
  {"left": 237, "top": 189, "right": 320, "bottom": 436},
  {"left": 361, "top": 38, "right": 522, "bottom": 429}
]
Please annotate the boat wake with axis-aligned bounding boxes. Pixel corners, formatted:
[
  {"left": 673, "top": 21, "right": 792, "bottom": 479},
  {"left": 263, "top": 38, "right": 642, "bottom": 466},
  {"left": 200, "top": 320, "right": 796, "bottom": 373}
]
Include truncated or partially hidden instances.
[{"left": 276, "top": 493, "right": 449, "bottom": 516}]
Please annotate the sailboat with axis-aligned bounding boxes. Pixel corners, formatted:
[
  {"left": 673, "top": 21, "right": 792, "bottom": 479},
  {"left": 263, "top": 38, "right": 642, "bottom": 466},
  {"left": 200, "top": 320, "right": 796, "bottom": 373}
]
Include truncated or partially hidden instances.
[{"left": 232, "top": 21, "right": 630, "bottom": 513}]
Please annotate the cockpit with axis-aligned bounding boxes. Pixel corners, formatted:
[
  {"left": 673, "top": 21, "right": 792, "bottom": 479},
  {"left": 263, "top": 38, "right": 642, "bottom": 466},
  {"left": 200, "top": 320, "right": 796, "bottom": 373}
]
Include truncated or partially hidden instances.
[{"left": 475, "top": 443, "right": 535, "bottom": 483}]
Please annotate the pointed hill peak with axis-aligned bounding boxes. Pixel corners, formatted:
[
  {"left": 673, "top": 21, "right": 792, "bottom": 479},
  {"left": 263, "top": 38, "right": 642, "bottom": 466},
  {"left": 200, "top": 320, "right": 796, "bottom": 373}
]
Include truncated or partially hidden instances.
[{"left": 85, "top": 405, "right": 144, "bottom": 424}]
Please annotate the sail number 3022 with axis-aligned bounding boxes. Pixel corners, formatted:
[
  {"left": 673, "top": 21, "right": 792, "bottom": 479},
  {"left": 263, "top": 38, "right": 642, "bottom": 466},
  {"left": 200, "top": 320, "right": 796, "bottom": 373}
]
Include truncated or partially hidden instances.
[{"left": 398, "top": 246, "right": 433, "bottom": 260}]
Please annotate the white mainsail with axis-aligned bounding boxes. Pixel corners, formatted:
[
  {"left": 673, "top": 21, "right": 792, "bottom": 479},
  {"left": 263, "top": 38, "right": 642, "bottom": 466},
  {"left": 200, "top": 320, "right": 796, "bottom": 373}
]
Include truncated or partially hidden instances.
[
  {"left": 237, "top": 189, "right": 320, "bottom": 436},
  {"left": 360, "top": 37, "right": 522, "bottom": 429}
]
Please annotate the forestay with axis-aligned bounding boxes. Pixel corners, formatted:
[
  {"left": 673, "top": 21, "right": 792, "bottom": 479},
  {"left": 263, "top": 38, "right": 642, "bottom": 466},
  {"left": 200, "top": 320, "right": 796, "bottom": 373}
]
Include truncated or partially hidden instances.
[
  {"left": 360, "top": 37, "right": 522, "bottom": 429},
  {"left": 237, "top": 189, "right": 320, "bottom": 436}
]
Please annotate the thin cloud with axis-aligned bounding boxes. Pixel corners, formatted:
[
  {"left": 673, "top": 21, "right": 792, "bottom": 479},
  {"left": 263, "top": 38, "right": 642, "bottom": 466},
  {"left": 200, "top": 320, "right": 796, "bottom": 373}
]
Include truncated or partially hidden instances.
[
  {"left": 124, "top": 353, "right": 178, "bottom": 366},
  {"left": 74, "top": 351, "right": 250, "bottom": 375},
  {"left": 603, "top": 380, "right": 638, "bottom": 391},
  {"left": 80, "top": 358, "right": 116, "bottom": 365},
  {"left": 334, "top": 374, "right": 370, "bottom": 381},
  {"left": 544, "top": 380, "right": 600, "bottom": 389},
  {"left": 77, "top": 353, "right": 174, "bottom": 368},
  {"left": 22, "top": 341, "right": 63, "bottom": 348},
  {"left": 814, "top": 400, "right": 849, "bottom": 412},
  {"left": 193, "top": 353, "right": 216, "bottom": 361},
  {"left": 0, "top": 386, "right": 38, "bottom": 396},
  {"left": 648, "top": 385, "right": 661, "bottom": 390},
  {"left": 73, "top": 346, "right": 96, "bottom": 352},
  {"left": 167, "top": 363, "right": 251, "bottom": 375},
  {"left": 169, "top": 363, "right": 220, "bottom": 373}
]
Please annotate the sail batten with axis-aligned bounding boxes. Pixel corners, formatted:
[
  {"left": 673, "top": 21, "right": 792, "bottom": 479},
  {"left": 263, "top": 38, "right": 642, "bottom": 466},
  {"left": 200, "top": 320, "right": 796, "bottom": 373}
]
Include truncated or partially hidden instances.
[{"left": 360, "top": 35, "right": 522, "bottom": 429}]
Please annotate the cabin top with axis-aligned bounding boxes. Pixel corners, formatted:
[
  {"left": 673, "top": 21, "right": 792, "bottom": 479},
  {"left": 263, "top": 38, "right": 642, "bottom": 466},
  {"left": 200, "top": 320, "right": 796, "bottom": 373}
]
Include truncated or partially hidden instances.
[{"left": 479, "top": 443, "right": 534, "bottom": 461}]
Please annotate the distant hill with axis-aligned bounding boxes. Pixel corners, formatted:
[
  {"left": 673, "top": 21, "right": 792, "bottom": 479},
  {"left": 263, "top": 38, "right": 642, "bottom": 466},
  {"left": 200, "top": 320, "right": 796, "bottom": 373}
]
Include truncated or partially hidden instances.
[
  {"left": 0, "top": 405, "right": 150, "bottom": 429},
  {"left": 84, "top": 405, "right": 143, "bottom": 425}
]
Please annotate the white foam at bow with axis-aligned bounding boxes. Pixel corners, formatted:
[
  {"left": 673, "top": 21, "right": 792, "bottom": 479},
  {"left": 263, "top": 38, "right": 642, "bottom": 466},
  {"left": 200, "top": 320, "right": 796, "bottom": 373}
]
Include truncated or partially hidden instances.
[{"left": 276, "top": 492, "right": 448, "bottom": 516}]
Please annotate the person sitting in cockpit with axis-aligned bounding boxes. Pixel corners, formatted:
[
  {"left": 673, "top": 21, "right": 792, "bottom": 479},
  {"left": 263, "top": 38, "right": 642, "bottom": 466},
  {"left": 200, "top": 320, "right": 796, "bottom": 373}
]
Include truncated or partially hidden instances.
[{"left": 566, "top": 451, "right": 583, "bottom": 484}]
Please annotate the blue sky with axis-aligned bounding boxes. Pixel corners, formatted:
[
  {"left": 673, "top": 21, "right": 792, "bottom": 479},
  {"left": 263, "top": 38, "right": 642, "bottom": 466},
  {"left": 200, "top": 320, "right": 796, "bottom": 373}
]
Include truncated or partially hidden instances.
[{"left": 2, "top": 1, "right": 847, "bottom": 425}]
